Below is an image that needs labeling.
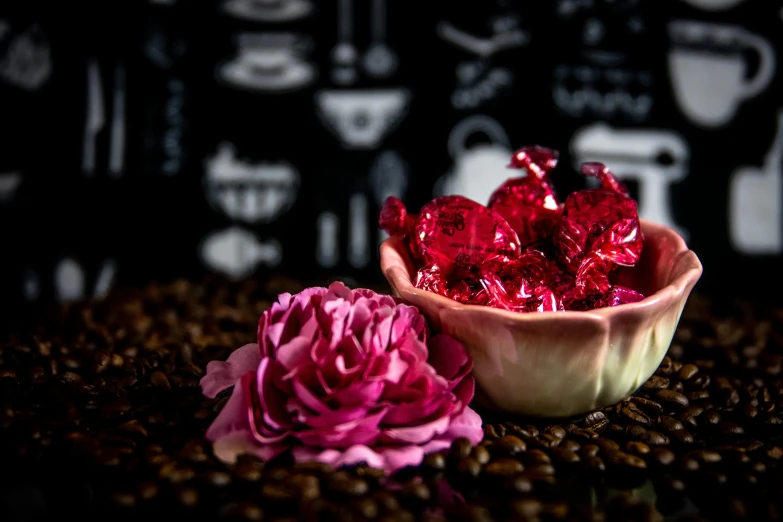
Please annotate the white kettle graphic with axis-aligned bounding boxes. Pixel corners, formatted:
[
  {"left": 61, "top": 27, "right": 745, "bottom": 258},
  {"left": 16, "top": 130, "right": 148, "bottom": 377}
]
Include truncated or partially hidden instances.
[{"left": 435, "top": 115, "right": 512, "bottom": 205}]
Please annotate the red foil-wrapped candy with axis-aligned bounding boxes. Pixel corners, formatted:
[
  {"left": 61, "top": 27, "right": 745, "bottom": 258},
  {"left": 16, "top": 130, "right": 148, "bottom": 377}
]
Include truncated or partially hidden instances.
[
  {"left": 488, "top": 146, "right": 562, "bottom": 247},
  {"left": 479, "top": 248, "right": 561, "bottom": 313},
  {"left": 554, "top": 163, "right": 642, "bottom": 278},
  {"left": 414, "top": 195, "right": 521, "bottom": 281},
  {"left": 380, "top": 196, "right": 422, "bottom": 261}
]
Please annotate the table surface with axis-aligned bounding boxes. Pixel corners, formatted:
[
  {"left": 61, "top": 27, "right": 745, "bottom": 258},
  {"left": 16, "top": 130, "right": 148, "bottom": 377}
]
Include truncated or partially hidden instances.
[{"left": 1, "top": 276, "right": 781, "bottom": 522}]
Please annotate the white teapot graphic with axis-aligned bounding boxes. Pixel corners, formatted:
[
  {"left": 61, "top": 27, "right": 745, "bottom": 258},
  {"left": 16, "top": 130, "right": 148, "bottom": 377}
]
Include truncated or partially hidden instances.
[{"left": 435, "top": 115, "right": 513, "bottom": 205}]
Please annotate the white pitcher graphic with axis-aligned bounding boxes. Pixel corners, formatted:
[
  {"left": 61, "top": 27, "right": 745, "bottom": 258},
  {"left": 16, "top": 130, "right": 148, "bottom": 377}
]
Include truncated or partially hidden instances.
[
  {"left": 679, "top": 0, "right": 746, "bottom": 11},
  {"left": 729, "top": 109, "right": 783, "bottom": 255},
  {"left": 435, "top": 115, "right": 513, "bottom": 205},
  {"left": 668, "top": 20, "right": 774, "bottom": 129}
]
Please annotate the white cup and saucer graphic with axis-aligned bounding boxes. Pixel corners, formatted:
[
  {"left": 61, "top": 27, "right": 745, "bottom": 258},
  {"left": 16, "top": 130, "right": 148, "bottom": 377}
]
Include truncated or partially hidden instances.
[
  {"left": 222, "top": 0, "right": 313, "bottom": 22},
  {"left": 668, "top": 20, "right": 775, "bottom": 129},
  {"left": 217, "top": 33, "right": 316, "bottom": 92},
  {"left": 200, "top": 227, "right": 283, "bottom": 279}
]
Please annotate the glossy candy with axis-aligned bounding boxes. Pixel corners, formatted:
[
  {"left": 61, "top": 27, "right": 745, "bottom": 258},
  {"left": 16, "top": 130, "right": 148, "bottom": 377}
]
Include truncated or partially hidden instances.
[
  {"left": 379, "top": 150, "right": 646, "bottom": 312},
  {"left": 489, "top": 146, "right": 562, "bottom": 247}
]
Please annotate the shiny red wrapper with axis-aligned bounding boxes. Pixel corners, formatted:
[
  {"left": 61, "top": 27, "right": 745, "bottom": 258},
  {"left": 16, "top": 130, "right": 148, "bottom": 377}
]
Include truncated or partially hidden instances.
[
  {"left": 554, "top": 163, "right": 643, "bottom": 302},
  {"left": 489, "top": 146, "right": 562, "bottom": 247},
  {"left": 379, "top": 149, "right": 646, "bottom": 312}
]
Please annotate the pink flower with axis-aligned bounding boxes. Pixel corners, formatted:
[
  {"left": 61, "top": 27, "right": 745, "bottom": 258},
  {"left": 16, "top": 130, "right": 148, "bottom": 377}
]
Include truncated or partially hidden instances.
[{"left": 200, "top": 282, "right": 483, "bottom": 474}]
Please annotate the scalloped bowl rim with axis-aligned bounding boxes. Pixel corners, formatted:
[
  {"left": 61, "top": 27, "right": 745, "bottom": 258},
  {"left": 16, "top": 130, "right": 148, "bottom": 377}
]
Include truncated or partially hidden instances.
[{"left": 380, "top": 219, "right": 703, "bottom": 324}]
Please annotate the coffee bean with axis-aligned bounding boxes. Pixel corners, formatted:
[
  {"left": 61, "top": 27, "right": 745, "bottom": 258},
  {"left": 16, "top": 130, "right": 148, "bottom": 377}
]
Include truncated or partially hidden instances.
[
  {"left": 110, "top": 492, "right": 137, "bottom": 507},
  {"left": 543, "top": 425, "right": 567, "bottom": 439},
  {"left": 624, "top": 441, "right": 650, "bottom": 455},
  {"left": 552, "top": 447, "right": 580, "bottom": 464},
  {"left": 703, "top": 409, "right": 721, "bottom": 425},
  {"left": 766, "top": 446, "right": 783, "bottom": 459},
  {"left": 505, "top": 475, "right": 532, "bottom": 494},
  {"left": 581, "top": 444, "right": 599, "bottom": 457},
  {"left": 656, "top": 357, "right": 673, "bottom": 375},
  {"left": 606, "top": 452, "right": 646, "bottom": 469},
  {"left": 655, "top": 389, "right": 689, "bottom": 410},
  {"left": 630, "top": 396, "right": 663, "bottom": 416},
  {"left": 206, "top": 470, "right": 232, "bottom": 487},
  {"left": 671, "top": 429, "right": 694, "bottom": 445},
  {"left": 626, "top": 425, "right": 648, "bottom": 440},
  {"left": 484, "top": 458, "right": 524, "bottom": 477},
  {"left": 423, "top": 452, "right": 446, "bottom": 471},
  {"left": 583, "top": 455, "right": 605, "bottom": 472},
  {"left": 677, "top": 364, "right": 699, "bottom": 381},
  {"left": 457, "top": 457, "right": 481, "bottom": 478},
  {"left": 680, "top": 456, "right": 699, "bottom": 472},
  {"left": 657, "top": 415, "right": 684, "bottom": 433},
  {"left": 533, "top": 433, "right": 561, "bottom": 448},
  {"left": 621, "top": 404, "right": 652, "bottom": 426},
  {"left": 220, "top": 502, "right": 263, "bottom": 521},
  {"left": 176, "top": 487, "right": 199, "bottom": 508},
  {"left": 483, "top": 424, "right": 499, "bottom": 440},
  {"left": 643, "top": 376, "right": 669, "bottom": 391},
  {"left": 687, "top": 390, "right": 710, "bottom": 401},
  {"left": 509, "top": 498, "right": 542, "bottom": 518},
  {"left": 525, "top": 449, "right": 551, "bottom": 464},
  {"left": 651, "top": 448, "right": 676, "bottom": 466},
  {"left": 719, "top": 422, "right": 745, "bottom": 437},
  {"left": 690, "top": 450, "right": 722, "bottom": 463},
  {"left": 643, "top": 431, "right": 670, "bottom": 446},
  {"left": 571, "top": 428, "right": 598, "bottom": 441},
  {"left": 450, "top": 437, "right": 474, "bottom": 460},
  {"left": 561, "top": 439, "right": 581, "bottom": 453},
  {"left": 137, "top": 482, "right": 159, "bottom": 500},
  {"left": 495, "top": 435, "right": 526, "bottom": 455},
  {"left": 680, "top": 413, "right": 698, "bottom": 430},
  {"left": 327, "top": 472, "right": 369, "bottom": 496},
  {"left": 471, "top": 445, "right": 490, "bottom": 465}
]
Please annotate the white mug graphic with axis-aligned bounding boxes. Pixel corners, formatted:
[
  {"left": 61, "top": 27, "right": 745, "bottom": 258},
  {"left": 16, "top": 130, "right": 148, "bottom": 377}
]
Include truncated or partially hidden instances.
[
  {"left": 222, "top": 0, "right": 313, "bottom": 22},
  {"left": 668, "top": 20, "right": 775, "bottom": 129},
  {"left": 729, "top": 109, "right": 783, "bottom": 255},
  {"left": 218, "top": 33, "right": 315, "bottom": 92},
  {"left": 204, "top": 143, "right": 300, "bottom": 224},
  {"left": 315, "top": 89, "right": 410, "bottom": 150},
  {"left": 434, "top": 115, "right": 513, "bottom": 206},
  {"left": 200, "top": 227, "right": 282, "bottom": 278},
  {"left": 680, "top": 0, "right": 746, "bottom": 11},
  {"left": 571, "top": 123, "right": 690, "bottom": 241}
]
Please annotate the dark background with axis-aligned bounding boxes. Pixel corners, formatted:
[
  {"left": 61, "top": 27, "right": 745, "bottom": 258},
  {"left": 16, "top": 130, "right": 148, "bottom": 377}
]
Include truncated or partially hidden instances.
[{"left": 0, "top": 0, "right": 781, "bottom": 308}]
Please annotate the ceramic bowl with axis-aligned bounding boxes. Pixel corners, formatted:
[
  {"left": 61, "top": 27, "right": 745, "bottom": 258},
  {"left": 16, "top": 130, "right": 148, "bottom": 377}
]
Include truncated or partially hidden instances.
[{"left": 380, "top": 219, "right": 703, "bottom": 418}]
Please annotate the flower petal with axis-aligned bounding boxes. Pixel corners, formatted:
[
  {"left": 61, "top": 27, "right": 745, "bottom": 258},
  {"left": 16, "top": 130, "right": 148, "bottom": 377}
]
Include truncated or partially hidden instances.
[
  {"left": 427, "top": 334, "right": 472, "bottom": 384},
  {"left": 277, "top": 336, "right": 313, "bottom": 373},
  {"left": 212, "top": 430, "right": 287, "bottom": 464},
  {"left": 200, "top": 343, "right": 262, "bottom": 399},
  {"left": 205, "top": 374, "right": 253, "bottom": 441},
  {"left": 437, "top": 406, "right": 484, "bottom": 445},
  {"left": 292, "top": 378, "right": 331, "bottom": 415},
  {"left": 381, "top": 415, "right": 451, "bottom": 444},
  {"left": 292, "top": 445, "right": 385, "bottom": 470}
]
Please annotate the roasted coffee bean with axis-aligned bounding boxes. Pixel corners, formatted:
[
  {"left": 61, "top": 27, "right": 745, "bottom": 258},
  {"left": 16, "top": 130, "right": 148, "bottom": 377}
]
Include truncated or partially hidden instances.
[
  {"left": 509, "top": 498, "right": 543, "bottom": 518},
  {"left": 719, "top": 422, "right": 745, "bottom": 436},
  {"left": 219, "top": 502, "right": 263, "bottom": 521},
  {"left": 657, "top": 415, "right": 684, "bottom": 433},
  {"left": 552, "top": 447, "right": 580, "bottom": 464},
  {"left": 703, "top": 409, "right": 721, "bottom": 425},
  {"left": 677, "top": 364, "right": 699, "bottom": 381},
  {"left": 423, "top": 452, "right": 446, "bottom": 471},
  {"left": 571, "top": 428, "right": 598, "bottom": 441},
  {"left": 624, "top": 441, "right": 650, "bottom": 455},
  {"left": 651, "top": 448, "right": 676, "bottom": 466},
  {"left": 584, "top": 411, "right": 608, "bottom": 430},
  {"left": 626, "top": 425, "right": 648, "bottom": 440},
  {"left": 484, "top": 458, "right": 524, "bottom": 477},
  {"left": 495, "top": 435, "right": 526, "bottom": 455},
  {"left": 457, "top": 457, "right": 481, "bottom": 478},
  {"left": 655, "top": 389, "right": 689, "bottom": 410},
  {"left": 449, "top": 437, "right": 474, "bottom": 460},
  {"left": 533, "top": 433, "right": 561, "bottom": 448},
  {"left": 561, "top": 439, "right": 581, "bottom": 453},
  {"left": 688, "top": 390, "right": 710, "bottom": 401},
  {"left": 630, "top": 396, "right": 663, "bottom": 416},
  {"left": 671, "top": 429, "right": 694, "bottom": 445},
  {"left": 643, "top": 431, "right": 670, "bottom": 446},
  {"left": 581, "top": 444, "right": 599, "bottom": 457},
  {"left": 643, "top": 375, "right": 670, "bottom": 391},
  {"left": 471, "top": 445, "right": 491, "bottom": 465},
  {"left": 621, "top": 403, "right": 652, "bottom": 426},
  {"left": 543, "top": 425, "right": 567, "bottom": 439},
  {"left": 206, "top": 470, "right": 232, "bottom": 487},
  {"left": 505, "top": 475, "right": 533, "bottom": 494},
  {"left": 176, "top": 487, "right": 199, "bottom": 508},
  {"left": 327, "top": 472, "right": 369, "bottom": 496}
]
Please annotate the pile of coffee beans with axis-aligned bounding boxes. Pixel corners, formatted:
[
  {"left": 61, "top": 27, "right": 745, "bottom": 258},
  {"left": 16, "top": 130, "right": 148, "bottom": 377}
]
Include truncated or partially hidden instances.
[{"left": 1, "top": 276, "right": 782, "bottom": 522}]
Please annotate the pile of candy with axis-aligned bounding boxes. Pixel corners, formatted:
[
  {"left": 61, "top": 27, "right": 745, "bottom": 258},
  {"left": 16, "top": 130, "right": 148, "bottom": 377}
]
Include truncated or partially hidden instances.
[{"left": 379, "top": 146, "right": 646, "bottom": 312}]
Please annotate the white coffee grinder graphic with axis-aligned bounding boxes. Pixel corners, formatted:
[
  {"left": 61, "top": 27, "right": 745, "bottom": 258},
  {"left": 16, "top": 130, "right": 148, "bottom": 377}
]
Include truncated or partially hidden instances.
[
  {"left": 729, "top": 109, "right": 783, "bottom": 255},
  {"left": 222, "top": 0, "right": 313, "bottom": 22},
  {"left": 217, "top": 33, "right": 316, "bottom": 93},
  {"left": 571, "top": 124, "right": 690, "bottom": 241},
  {"left": 434, "top": 115, "right": 513, "bottom": 205},
  {"left": 668, "top": 20, "right": 775, "bottom": 129},
  {"left": 204, "top": 143, "right": 300, "bottom": 225},
  {"left": 315, "top": 89, "right": 410, "bottom": 150},
  {"left": 51, "top": 257, "right": 117, "bottom": 302},
  {"left": 200, "top": 227, "right": 282, "bottom": 278}
]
